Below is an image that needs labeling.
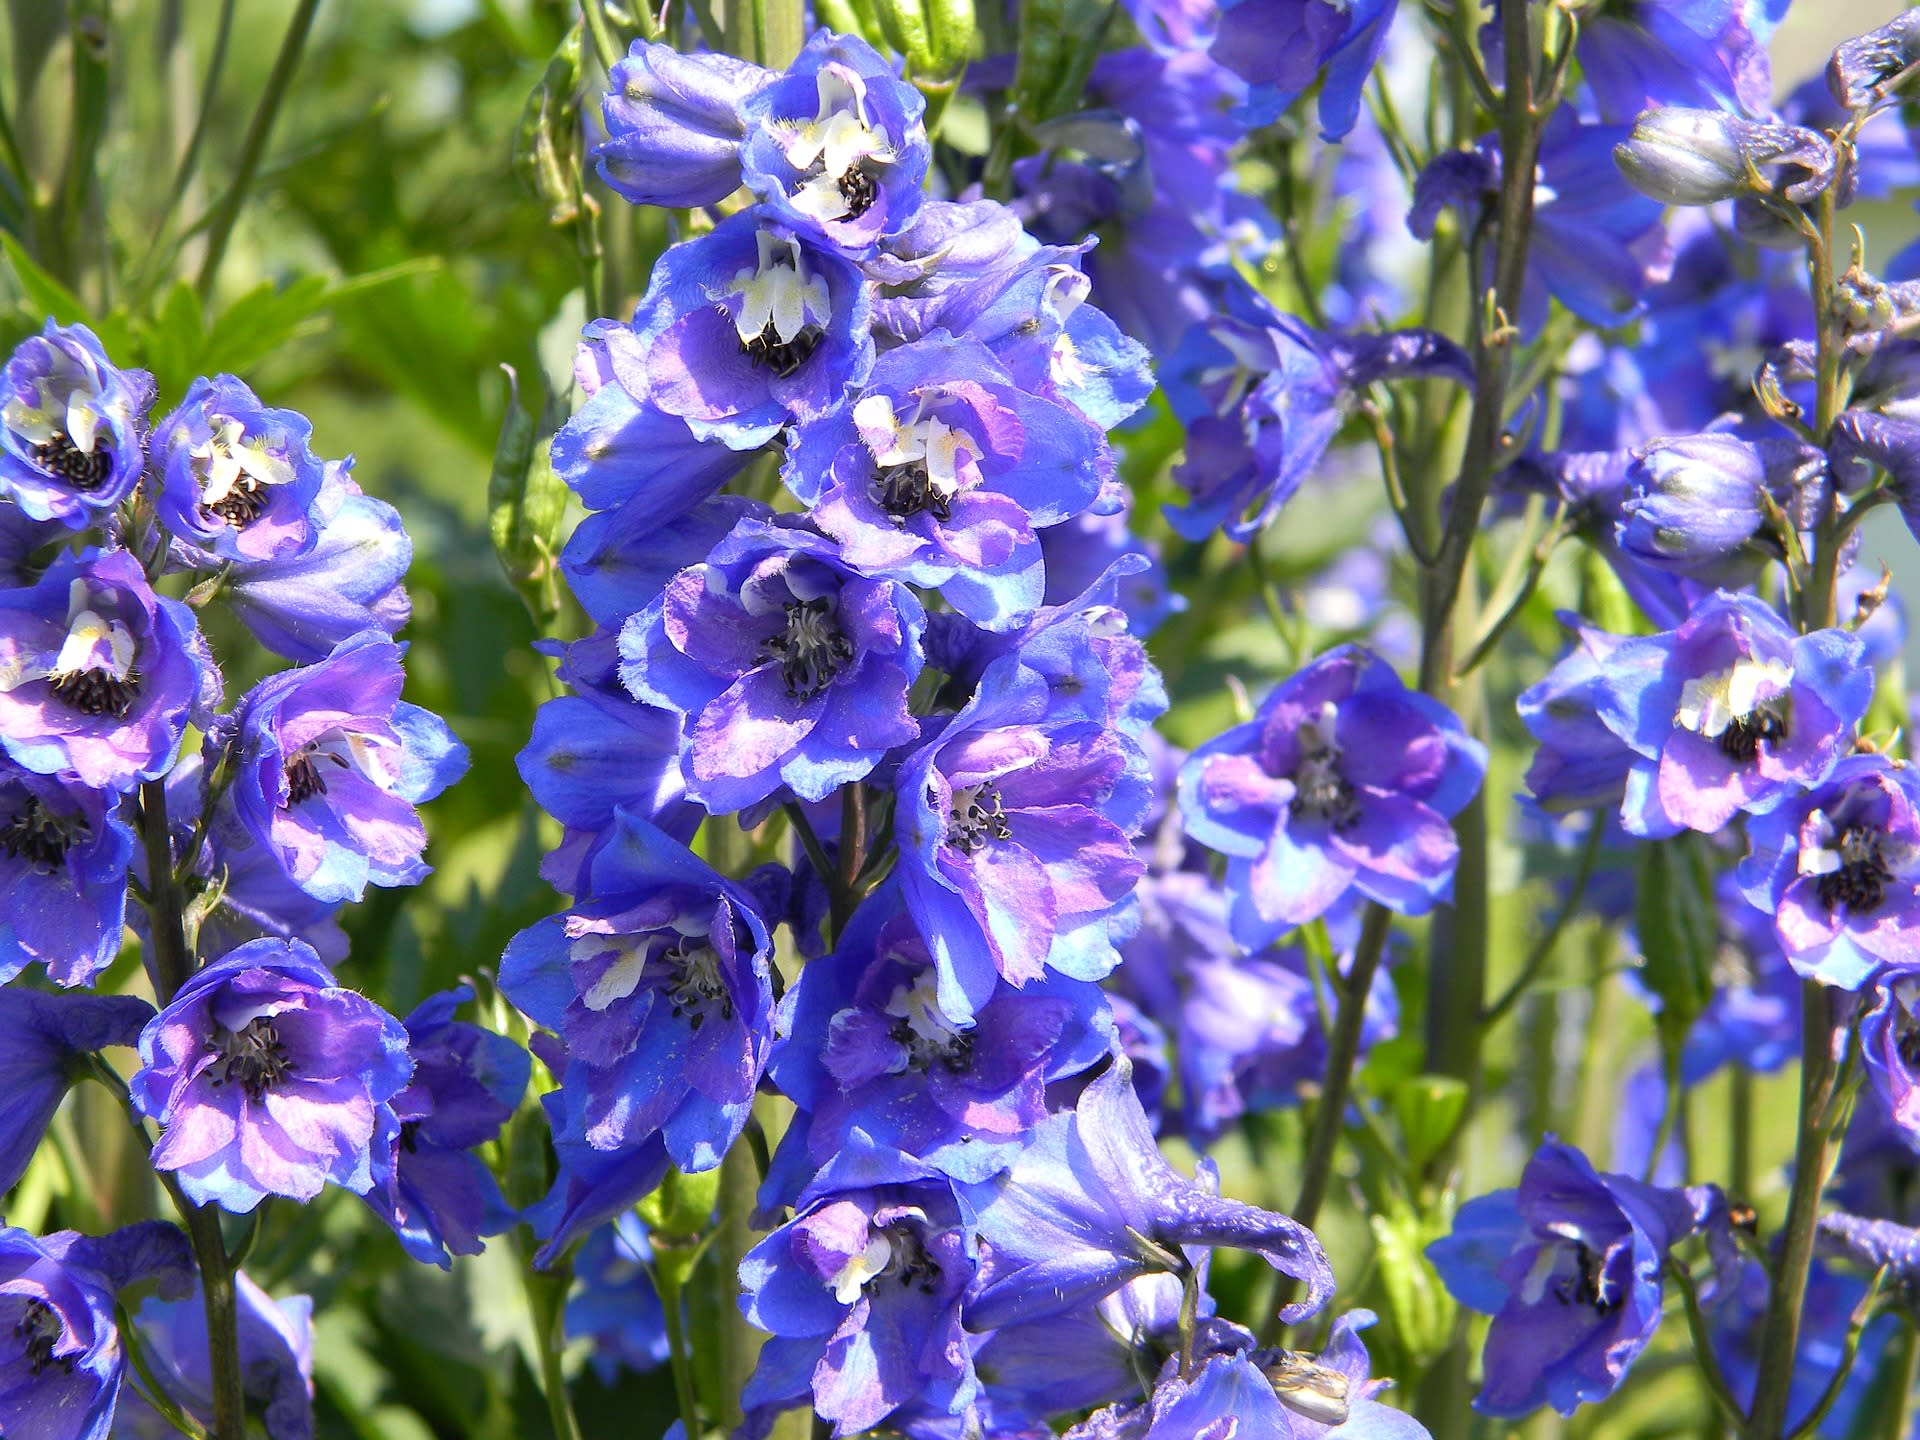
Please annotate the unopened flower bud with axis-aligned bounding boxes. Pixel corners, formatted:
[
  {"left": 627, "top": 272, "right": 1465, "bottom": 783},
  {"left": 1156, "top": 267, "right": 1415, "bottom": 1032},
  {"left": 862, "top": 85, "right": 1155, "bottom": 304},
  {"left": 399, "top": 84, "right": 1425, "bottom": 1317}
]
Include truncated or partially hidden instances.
[
  {"left": 1615, "top": 108, "right": 1834, "bottom": 208},
  {"left": 1830, "top": 10, "right": 1920, "bottom": 111},
  {"left": 1619, "top": 433, "right": 1823, "bottom": 570}
]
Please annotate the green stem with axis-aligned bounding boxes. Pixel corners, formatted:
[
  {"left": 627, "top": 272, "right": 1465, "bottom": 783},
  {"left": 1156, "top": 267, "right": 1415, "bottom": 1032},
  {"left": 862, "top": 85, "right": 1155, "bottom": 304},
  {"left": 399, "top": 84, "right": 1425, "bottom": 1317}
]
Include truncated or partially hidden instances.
[
  {"left": 1483, "top": 816, "right": 1603, "bottom": 1026},
  {"left": 833, "top": 781, "right": 866, "bottom": 942},
  {"left": 580, "top": 0, "right": 624, "bottom": 71},
  {"left": 1883, "top": 1317, "right": 1920, "bottom": 1440},
  {"left": 1744, "top": 985, "right": 1843, "bottom": 1440},
  {"left": 193, "top": 0, "right": 321, "bottom": 302},
  {"left": 135, "top": 0, "right": 236, "bottom": 297}
]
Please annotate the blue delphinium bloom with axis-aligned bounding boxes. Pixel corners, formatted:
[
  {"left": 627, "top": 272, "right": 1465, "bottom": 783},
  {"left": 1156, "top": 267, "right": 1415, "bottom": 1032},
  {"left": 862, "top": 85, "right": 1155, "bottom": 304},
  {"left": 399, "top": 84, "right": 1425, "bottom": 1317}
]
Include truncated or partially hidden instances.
[
  {"left": 0, "top": 759, "right": 134, "bottom": 986},
  {"left": 0, "top": 322, "right": 153, "bottom": 527},
  {"left": 895, "top": 642, "right": 1151, "bottom": 1023},
  {"left": 0, "top": 547, "right": 204, "bottom": 790},
  {"left": 1178, "top": 645, "right": 1486, "bottom": 947},
  {"left": 151, "top": 375, "right": 329, "bottom": 565},
  {"left": 1575, "top": 591, "right": 1872, "bottom": 837},
  {"left": 1162, "top": 279, "right": 1469, "bottom": 541},
  {"left": 739, "top": 31, "right": 928, "bottom": 253},
  {"left": 738, "top": 1175, "right": 980, "bottom": 1437},
  {"left": 1617, "top": 435, "right": 1824, "bottom": 579},
  {"left": 785, "top": 333, "right": 1108, "bottom": 630},
  {"left": 223, "top": 461, "right": 414, "bottom": 664},
  {"left": 627, "top": 208, "right": 873, "bottom": 449},
  {"left": 118, "top": 1270, "right": 315, "bottom": 1440},
  {"left": 0, "top": 1220, "right": 193, "bottom": 1440},
  {"left": 1427, "top": 1138, "right": 1711, "bottom": 1416},
  {"left": 1410, "top": 112, "right": 1672, "bottom": 331},
  {"left": 1678, "top": 876, "right": 1801, "bottom": 1083},
  {"left": 1518, "top": 621, "right": 1640, "bottom": 816},
  {"left": 0, "top": 988, "right": 151, "bottom": 1193},
  {"left": 595, "top": 42, "right": 768, "bottom": 207},
  {"left": 499, "top": 811, "right": 775, "bottom": 1173},
  {"left": 1708, "top": 1257, "right": 1868, "bottom": 1437},
  {"left": 1863, "top": 969, "right": 1920, "bottom": 1134},
  {"left": 1578, "top": 0, "right": 1785, "bottom": 123},
  {"left": 769, "top": 880, "right": 1113, "bottom": 1184},
  {"left": 129, "top": 937, "right": 414, "bottom": 1212},
  {"left": 961, "top": 1059, "right": 1334, "bottom": 1330},
  {"left": 1209, "top": 0, "right": 1396, "bottom": 139},
  {"left": 1738, "top": 754, "right": 1920, "bottom": 989},
  {"left": 567, "top": 1214, "right": 671, "bottom": 1382},
  {"left": 617, "top": 514, "right": 924, "bottom": 813},
  {"left": 221, "top": 629, "right": 467, "bottom": 904},
  {"left": 363, "top": 986, "right": 530, "bottom": 1268}
]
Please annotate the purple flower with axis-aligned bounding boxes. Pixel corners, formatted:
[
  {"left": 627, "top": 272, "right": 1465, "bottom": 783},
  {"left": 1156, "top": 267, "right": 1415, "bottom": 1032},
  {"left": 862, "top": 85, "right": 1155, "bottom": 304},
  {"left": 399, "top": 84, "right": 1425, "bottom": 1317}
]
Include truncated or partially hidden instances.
[
  {"left": 363, "top": 986, "right": 529, "bottom": 1268},
  {"left": 118, "top": 1270, "right": 314, "bottom": 1440},
  {"left": 627, "top": 208, "right": 874, "bottom": 450},
  {"left": 739, "top": 31, "right": 928, "bottom": 253},
  {"left": 1709, "top": 1257, "right": 1873, "bottom": 1434},
  {"left": 0, "top": 1220, "right": 192, "bottom": 1440},
  {"left": 595, "top": 42, "right": 767, "bottom": 207},
  {"left": 1830, "top": 10, "right": 1920, "bottom": 111},
  {"left": 222, "top": 630, "right": 467, "bottom": 904},
  {"left": 0, "top": 988, "right": 151, "bottom": 1193},
  {"left": 1178, "top": 646, "right": 1486, "bottom": 947},
  {"left": 0, "top": 547, "right": 204, "bottom": 790},
  {"left": 738, "top": 1177, "right": 980, "bottom": 1437},
  {"left": 1581, "top": 591, "right": 1873, "bottom": 837},
  {"left": 151, "top": 375, "right": 328, "bottom": 564},
  {"left": 1412, "top": 113, "right": 1672, "bottom": 331},
  {"left": 961, "top": 1059, "right": 1333, "bottom": 1330},
  {"left": 1615, "top": 110, "right": 1834, "bottom": 209},
  {"left": 128, "top": 938, "right": 414, "bottom": 1212},
  {"left": 1617, "top": 433, "right": 1824, "bottom": 578},
  {"left": 223, "top": 461, "right": 414, "bottom": 663},
  {"left": 1737, "top": 754, "right": 1920, "bottom": 990},
  {"left": 617, "top": 514, "right": 924, "bottom": 812},
  {"left": 1518, "top": 622, "right": 1640, "bottom": 816},
  {"left": 1578, "top": 0, "right": 1783, "bottom": 122},
  {"left": 895, "top": 643, "right": 1151, "bottom": 1023},
  {"left": 1163, "top": 281, "right": 1468, "bottom": 541},
  {"left": 567, "top": 1215, "right": 670, "bottom": 1382},
  {"left": 0, "top": 322, "right": 153, "bottom": 527},
  {"left": 769, "top": 880, "right": 1112, "bottom": 1183},
  {"left": 499, "top": 811, "right": 775, "bottom": 1173},
  {"left": 1427, "top": 1138, "right": 1710, "bottom": 1416},
  {"left": 786, "top": 333, "right": 1108, "bottom": 630},
  {"left": 0, "top": 760, "right": 133, "bottom": 986},
  {"left": 1209, "top": 0, "right": 1396, "bottom": 139},
  {"left": 1863, "top": 969, "right": 1920, "bottom": 1133}
]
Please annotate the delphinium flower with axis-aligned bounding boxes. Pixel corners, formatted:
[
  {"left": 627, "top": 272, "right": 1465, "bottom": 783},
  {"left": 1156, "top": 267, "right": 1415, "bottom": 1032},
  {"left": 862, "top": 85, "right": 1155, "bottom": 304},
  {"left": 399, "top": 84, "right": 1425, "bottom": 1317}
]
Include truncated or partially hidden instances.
[
  {"left": 0, "top": 987, "right": 152, "bottom": 1192},
  {"left": 1427, "top": 1138, "right": 1717, "bottom": 1415},
  {"left": 362, "top": 986, "right": 530, "bottom": 1267},
  {"left": 767, "top": 879, "right": 1113, "bottom": 1187},
  {"left": 1208, "top": 0, "right": 1397, "bottom": 138},
  {"left": 1738, "top": 754, "right": 1920, "bottom": 989},
  {"left": 499, "top": 812, "right": 775, "bottom": 1172},
  {"left": 1537, "top": 591, "right": 1873, "bottom": 838},
  {"left": 0, "top": 321, "right": 153, "bottom": 526},
  {"left": 0, "top": 1220, "right": 194, "bottom": 1440},
  {"left": 617, "top": 513, "right": 925, "bottom": 812},
  {"left": 216, "top": 629, "right": 468, "bottom": 904},
  {"left": 1576, "top": 0, "right": 1785, "bottom": 123},
  {"left": 1859, "top": 968, "right": 1920, "bottom": 1132},
  {"left": 1616, "top": 435, "right": 1827, "bottom": 581},
  {"left": 0, "top": 546, "right": 204, "bottom": 789},
  {"left": 116, "top": 1270, "right": 315, "bottom": 1440},
  {"left": 566, "top": 1215, "right": 670, "bottom": 1382},
  {"left": 738, "top": 1174, "right": 981, "bottom": 1437},
  {"left": 1178, "top": 645, "right": 1486, "bottom": 947},
  {"left": 0, "top": 757, "right": 134, "bottom": 985},
  {"left": 129, "top": 938, "right": 414, "bottom": 1212}
]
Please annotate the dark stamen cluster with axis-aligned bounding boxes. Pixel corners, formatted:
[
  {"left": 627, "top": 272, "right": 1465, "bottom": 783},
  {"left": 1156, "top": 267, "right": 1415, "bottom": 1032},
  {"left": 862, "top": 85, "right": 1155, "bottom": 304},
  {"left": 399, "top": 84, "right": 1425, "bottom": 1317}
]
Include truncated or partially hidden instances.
[
  {"left": 0, "top": 796, "right": 85, "bottom": 873},
  {"left": 50, "top": 666, "right": 139, "bottom": 720},
  {"left": 284, "top": 749, "right": 337, "bottom": 807},
  {"left": 881, "top": 1223, "right": 943, "bottom": 1295},
  {"left": 1719, "top": 706, "right": 1789, "bottom": 762},
  {"left": 874, "top": 461, "right": 951, "bottom": 523},
  {"left": 837, "top": 164, "right": 878, "bottom": 218},
  {"left": 760, "top": 596, "right": 853, "bottom": 700},
  {"left": 890, "top": 1016, "right": 975, "bottom": 1074},
  {"left": 947, "top": 782, "right": 1013, "bottom": 854},
  {"left": 15, "top": 1299, "right": 70, "bottom": 1376},
  {"left": 1816, "top": 825, "right": 1895, "bottom": 914},
  {"left": 207, "top": 1017, "right": 295, "bottom": 1100},
  {"left": 30, "top": 431, "right": 111, "bottom": 492},
  {"left": 743, "top": 318, "right": 822, "bottom": 378},
  {"left": 205, "top": 475, "right": 269, "bottom": 528},
  {"left": 1555, "top": 1241, "right": 1619, "bottom": 1315},
  {"left": 664, "top": 940, "right": 735, "bottom": 1033}
]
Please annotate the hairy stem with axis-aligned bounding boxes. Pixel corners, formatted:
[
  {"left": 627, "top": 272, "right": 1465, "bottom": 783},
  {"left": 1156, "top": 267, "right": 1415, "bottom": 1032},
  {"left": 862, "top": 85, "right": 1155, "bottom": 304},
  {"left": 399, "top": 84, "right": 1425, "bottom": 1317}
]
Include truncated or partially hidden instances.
[{"left": 137, "top": 780, "right": 248, "bottom": 1440}]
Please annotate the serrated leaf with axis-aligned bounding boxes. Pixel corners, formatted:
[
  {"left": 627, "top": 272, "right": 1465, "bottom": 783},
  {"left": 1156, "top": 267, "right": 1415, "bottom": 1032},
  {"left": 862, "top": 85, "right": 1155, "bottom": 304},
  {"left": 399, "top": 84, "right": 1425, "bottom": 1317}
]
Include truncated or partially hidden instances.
[
  {"left": 0, "top": 231, "right": 93, "bottom": 326},
  {"left": 198, "top": 274, "right": 330, "bottom": 378},
  {"left": 1390, "top": 1075, "right": 1470, "bottom": 1172},
  {"left": 137, "top": 280, "right": 209, "bottom": 396}
]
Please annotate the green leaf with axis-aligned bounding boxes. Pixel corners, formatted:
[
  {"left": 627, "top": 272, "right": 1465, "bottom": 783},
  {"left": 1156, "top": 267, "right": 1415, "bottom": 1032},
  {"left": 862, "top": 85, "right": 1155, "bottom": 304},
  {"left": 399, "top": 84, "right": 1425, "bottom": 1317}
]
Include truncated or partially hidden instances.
[
  {"left": 1010, "top": 0, "right": 1120, "bottom": 127},
  {"left": 639, "top": 1165, "right": 724, "bottom": 1241},
  {"left": 135, "top": 280, "right": 210, "bottom": 396},
  {"left": 1634, "top": 831, "right": 1720, "bottom": 1040},
  {"left": 199, "top": 274, "right": 330, "bottom": 378},
  {"left": 1390, "top": 1074, "right": 1471, "bottom": 1173},
  {"left": 0, "top": 231, "right": 93, "bottom": 326},
  {"left": 1367, "top": 1198, "right": 1458, "bottom": 1371}
]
